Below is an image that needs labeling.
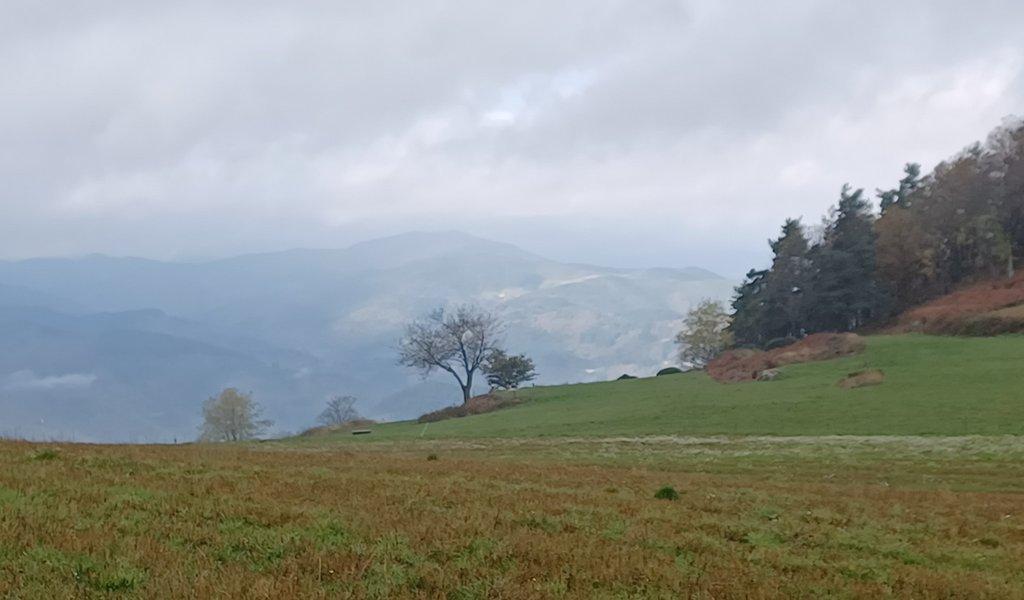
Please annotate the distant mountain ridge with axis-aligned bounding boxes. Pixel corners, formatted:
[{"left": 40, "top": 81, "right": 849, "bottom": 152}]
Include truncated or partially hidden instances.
[{"left": 0, "top": 231, "right": 735, "bottom": 441}]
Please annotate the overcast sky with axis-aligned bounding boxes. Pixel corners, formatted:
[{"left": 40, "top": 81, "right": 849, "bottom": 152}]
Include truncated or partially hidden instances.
[{"left": 2, "top": 1, "right": 1023, "bottom": 276}]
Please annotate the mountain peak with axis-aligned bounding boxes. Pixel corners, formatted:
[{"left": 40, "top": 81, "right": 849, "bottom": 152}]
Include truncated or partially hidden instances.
[{"left": 342, "top": 231, "right": 539, "bottom": 267}]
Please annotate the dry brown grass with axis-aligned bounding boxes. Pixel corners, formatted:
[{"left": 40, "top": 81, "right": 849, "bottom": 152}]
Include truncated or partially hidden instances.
[
  {"left": 1, "top": 438, "right": 1023, "bottom": 599},
  {"left": 837, "top": 369, "right": 885, "bottom": 389},
  {"left": 892, "top": 273, "right": 1024, "bottom": 335},
  {"left": 417, "top": 394, "right": 520, "bottom": 423},
  {"left": 708, "top": 333, "right": 866, "bottom": 383}
]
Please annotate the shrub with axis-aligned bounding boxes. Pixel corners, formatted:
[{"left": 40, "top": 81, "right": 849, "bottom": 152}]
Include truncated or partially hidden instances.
[
  {"left": 615, "top": 374, "right": 637, "bottom": 381},
  {"left": 417, "top": 394, "right": 519, "bottom": 424},
  {"left": 298, "top": 419, "right": 376, "bottom": 437},
  {"left": 656, "top": 367, "right": 683, "bottom": 376},
  {"left": 30, "top": 448, "right": 59, "bottom": 461},
  {"left": 426, "top": 454, "right": 439, "bottom": 461},
  {"left": 654, "top": 486, "right": 680, "bottom": 501}
]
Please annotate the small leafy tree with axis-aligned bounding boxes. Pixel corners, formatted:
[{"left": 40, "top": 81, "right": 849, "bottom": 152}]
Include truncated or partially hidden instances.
[
  {"left": 318, "top": 395, "right": 361, "bottom": 426},
  {"left": 199, "top": 388, "right": 272, "bottom": 442},
  {"left": 483, "top": 350, "right": 537, "bottom": 390},
  {"left": 675, "top": 300, "right": 733, "bottom": 369}
]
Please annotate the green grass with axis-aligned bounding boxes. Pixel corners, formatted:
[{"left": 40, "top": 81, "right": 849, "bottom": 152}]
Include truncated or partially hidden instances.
[
  {"left": 5, "top": 333, "right": 1024, "bottom": 597},
  {"left": 305, "top": 334, "right": 1024, "bottom": 442},
  {"left": 6, "top": 438, "right": 1024, "bottom": 597}
]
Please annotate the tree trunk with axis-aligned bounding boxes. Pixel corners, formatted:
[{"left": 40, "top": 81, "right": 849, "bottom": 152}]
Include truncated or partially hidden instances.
[{"left": 461, "top": 371, "right": 474, "bottom": 405}]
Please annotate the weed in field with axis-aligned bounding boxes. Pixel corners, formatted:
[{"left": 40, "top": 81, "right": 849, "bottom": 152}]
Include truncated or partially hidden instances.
[
  {"left": 654, "top": 485, "right": 680, "bottom": 500},
  {"left": 30, "top": 448, "right": 59, "bottom": 461}
]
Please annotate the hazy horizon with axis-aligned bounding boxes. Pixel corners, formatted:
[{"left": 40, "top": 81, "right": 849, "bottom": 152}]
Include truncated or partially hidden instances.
[{"left": 0, "top": 229, "right": 731, "bottom": 277}]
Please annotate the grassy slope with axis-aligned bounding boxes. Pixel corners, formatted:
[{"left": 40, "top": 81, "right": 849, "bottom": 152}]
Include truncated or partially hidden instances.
[{"left": 309, "top": 334, "right": 1024, "bottom": 442}]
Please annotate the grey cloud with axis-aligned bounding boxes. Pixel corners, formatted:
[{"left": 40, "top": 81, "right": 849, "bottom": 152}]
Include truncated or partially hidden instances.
[{"left": 1, "top": 1, "right": 1023, "bottom": 273}]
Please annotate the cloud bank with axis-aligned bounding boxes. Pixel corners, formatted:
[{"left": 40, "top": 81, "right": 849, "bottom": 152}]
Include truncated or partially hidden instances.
[{"left": 1, "top": 1, "right": 1023, "bottom": 275}]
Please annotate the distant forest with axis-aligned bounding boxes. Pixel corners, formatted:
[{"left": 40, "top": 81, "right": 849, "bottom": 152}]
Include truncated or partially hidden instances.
[{"left": 730, "top": 118, "right": 1024, "bottom": 347}]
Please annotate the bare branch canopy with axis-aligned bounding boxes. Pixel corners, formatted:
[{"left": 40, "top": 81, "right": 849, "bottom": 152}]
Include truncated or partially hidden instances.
[{"left": 397, "top": 304, "right": 505, "bottom": 404}]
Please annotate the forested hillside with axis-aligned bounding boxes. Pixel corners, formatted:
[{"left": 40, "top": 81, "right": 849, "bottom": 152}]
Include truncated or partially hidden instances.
[{"left": 732, "top": 119, "right": 1024, "bottom": 346}]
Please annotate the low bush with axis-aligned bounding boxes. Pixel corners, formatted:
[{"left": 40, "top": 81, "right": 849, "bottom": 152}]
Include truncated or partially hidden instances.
[
  {"left": 615, "top": 374, "right": 637, "bottom": 381},
  {"left": 654, "top": 486, "right": 680, "bottom": 501},
  {"left": 655, "top": 367, "right": 683, "bottom": 376},
  {"left": 30, "top": 448, "right": 59, "bottom": 461},
  {"left": 298, "top": 419, "right": 376, "bottom": 437},
  {"left": 417, "top": 394, "right": 519, "bottom": 424}
]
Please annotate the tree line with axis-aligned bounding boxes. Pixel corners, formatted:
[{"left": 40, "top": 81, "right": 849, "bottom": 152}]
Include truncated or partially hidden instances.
[{"left": 730, "top": 119, "right": 1024, "bottom": 347}]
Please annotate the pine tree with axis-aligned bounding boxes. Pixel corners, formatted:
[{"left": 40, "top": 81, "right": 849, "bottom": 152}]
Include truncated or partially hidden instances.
[
  {"left": 728, "top": 268, "right": 769, "bottom": 346},
  {"left": 877, "top": 163, "right": 922, "bottom": 213},
  {"left": 807, "top": 185, "right": 884, "bottom": 331},
  {"left": 761, "top": 218, "right": 811, "bottom": 340}
]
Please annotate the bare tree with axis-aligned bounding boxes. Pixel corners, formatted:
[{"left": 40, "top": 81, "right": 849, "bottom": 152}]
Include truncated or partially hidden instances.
[
  {"left": 318, "top": 395, "right": 361, "bottom": 426},
  {"left": 398, "top": 304, "right": 504, "bottom": 404},
  {"left": 199, "top": 388, "right": 272, "bottom": 442}
]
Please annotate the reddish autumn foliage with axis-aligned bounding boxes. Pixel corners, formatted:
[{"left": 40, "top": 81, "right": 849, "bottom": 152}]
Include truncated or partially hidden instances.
[
  {"left": 417, "top": 394, "right": 520, "bottom": 423},
  {"left": 891, "top": 273, "right": 1024, "bottom": 335},
  {"left": 707, "top": 333, "right": 866, "bottom": 383}
]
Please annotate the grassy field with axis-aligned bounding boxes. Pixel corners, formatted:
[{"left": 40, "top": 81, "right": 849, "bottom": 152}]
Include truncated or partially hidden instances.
[
  {"left": 304, "top": 334, "right": 1024, "bottom": 442},
  {"left": 2, "top": 437, "right": 1024, "bottom": 598},
  {"left": 2, "top": 334, "right": 1023, "bottom": 598}
]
